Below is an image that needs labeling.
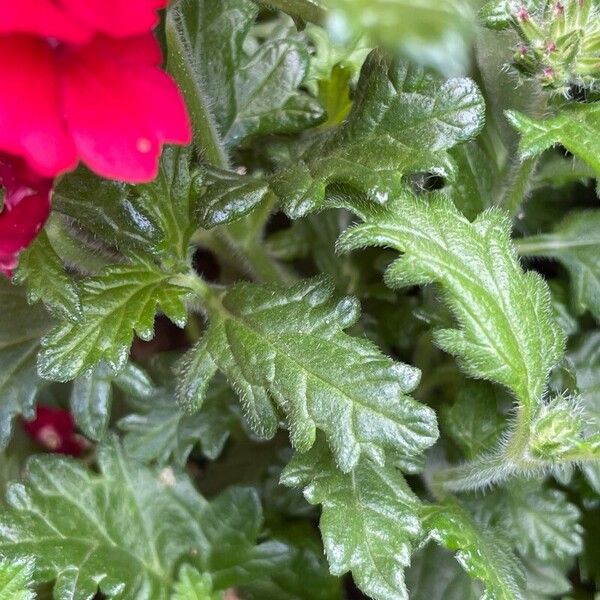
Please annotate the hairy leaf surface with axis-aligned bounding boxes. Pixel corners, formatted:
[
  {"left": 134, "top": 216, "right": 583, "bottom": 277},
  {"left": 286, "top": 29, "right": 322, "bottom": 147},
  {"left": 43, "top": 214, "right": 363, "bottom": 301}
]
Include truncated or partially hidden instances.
[
  {"left": 0, "top": 439, "right": 283, "bottom": 598},
  {"left": 507, "top": 105, "right": 600, "bottom": 179},
  {"left": 178, "top": 277, "right": 437, "bottom": 472},
  {"left": 38, "top": 262, "right": 189, "bottom": 382},
  {"left": 200, "top": 51, "right": 485, "bottom": 225},
  {"left": 281, "top": 440, "right": 422, "bottom": 600},
  {"left": 421, "top": 502, "right": 526, "bottom": 600},
  {"left": 339, "top": 191, "right": 565, "bottom": 408},
  {"left": 168, "top": 0, "right": 323, "bottom": 152}
]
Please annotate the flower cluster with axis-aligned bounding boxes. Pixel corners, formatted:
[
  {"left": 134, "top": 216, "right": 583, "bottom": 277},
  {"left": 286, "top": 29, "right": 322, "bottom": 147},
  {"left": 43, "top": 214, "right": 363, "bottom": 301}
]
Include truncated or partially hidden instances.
[
  {"left": 485, "top": 0, "right": 600, "bottom": 94},
  {"left": 0, "top": 0, "right": 191, "bottom": 275}
]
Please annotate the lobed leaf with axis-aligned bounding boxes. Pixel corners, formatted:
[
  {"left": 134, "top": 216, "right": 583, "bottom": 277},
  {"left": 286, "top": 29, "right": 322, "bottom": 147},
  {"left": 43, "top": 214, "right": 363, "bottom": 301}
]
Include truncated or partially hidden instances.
[
  {"left": 281, "top": 440, "right": 422, "bottom": 600},
  {"left": 518, "top": 210, "right": 600, "bottom": 322},
  {"left": 0, "top": 438, "right": 283, "bottom": 598},
  {"left": 200, "top": 51, "right": 485, "bottom": 225},
  {"left": 507, "top": 104, "right": 600, "bottom": 180},
  {"left": 177, "top": 276, "right": 437, "bottom": 472},
  {"left": 168, "top": 0, "right": 324, "bottom": 153},
  {"left": 338, "top": 191, "right": 565, "bottom": 409},
  {"left": 421, "top": 502, "right": 526, "bottom": 600},
  {"left": 467, "top": 481, "right": 583, "bottom": 562},
  {"left": 38, "top": 262, "right": 189, "bottom": 382},
  {"left": 119, "top": 377, "right": 240, "bottom": 466},
  {"left": 14, "top": 231, "right": 81, "bottom": 322},
  {"left": 0, "top": 279, "right": 52, "bottom": 449}
]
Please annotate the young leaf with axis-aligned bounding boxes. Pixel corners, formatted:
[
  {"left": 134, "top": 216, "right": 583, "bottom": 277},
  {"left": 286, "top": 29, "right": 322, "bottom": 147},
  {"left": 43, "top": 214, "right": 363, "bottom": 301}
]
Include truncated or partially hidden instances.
[
  {"left": 281, "top": 440, "right": 422, "bottom": 600},
  {"left": 339, "top": 191, "right": 565, "bottom": 410},
  {"left": 172, "top": 566, "right": 221, "bottom": 600},
  {"left": 0, "top": 557, "right": 35, "bottom": 600},
  {"left": 0, "top": 438, "right": 281, "bottom": 598},
  {"left": 467, "top": 481, "right": 583, "bottom": 562},
  {"left": 14, "top": 230, "right": 81, "bottom": 322},
  {"left": 177, "top": 276, "right": 437, "bottom": 472},
  {"left": 421, "top": 502, "right": 526, "bottom": 600},
  {"left": 518, "top": 210, "right": 600, "bottom": 322},
  {"left": 0, "top": 279, "right": 52, "bottom": 449},
  {"left": 200, "top": 51, "right": 485, "bottom": 225},
  {"left": 507, "top": 105, "right": 600, "bottom": 180},
  {"left": 167, "top": 0, "right": 324, "bottom": 154},
  {"left": 119, "top": 377, "right": 240, "bottom": 465},
  {"left": 38, "top": 262, "right": 189, "bottom": 382}
]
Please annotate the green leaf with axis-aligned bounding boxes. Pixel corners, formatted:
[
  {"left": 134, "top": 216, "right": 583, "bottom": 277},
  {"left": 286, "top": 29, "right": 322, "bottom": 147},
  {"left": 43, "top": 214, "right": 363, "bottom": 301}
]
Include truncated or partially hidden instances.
[
  {"left": 167, "top": 0, "right": 323, "bottom": 155},
  {"left": 241, "top": 523, "right": 343, "bottom": 600},
  {"left": 507, "top": 104, "right": 600, "bottom": 180},
  {"left": 54, "top": 148, "right": 202, "bottom": 269},
  {"left": 518, "top": 210, "right": 600, "bottom": 322},
  {"left": 405, "top": 543, "right": 481, "bottom": 600},
  {"left": 200, "top": 51, "right": 485, "bottom": 225},
  {"left": 119, "top": 377, "right": 240, "bottom": 465},
  {"left": 421, "top": 502, "right": 526, "bottom": 600},
  {"left": 567, "top": 331, "right": 600, "bottom": 493},
  {"left": 70, "top": 363, "right": 114, "bottom": 441},
  {"left": 0, "top": 279, "right": 52, "bottom": 449},
  {"left": 177, "top": 276, "right": 437, "bottom": 472},
  {"left": 14, "top": 231, "right": 81, "bottom": 322},
  {"left": 0, "top": 438, "right": 282, "bottom": 598},
  {"left": 339, "top": 191, "right": 565, "bottom": 410},
  {"left": 281, "top": 440, "right": 422, "bottom": 600},
  {"left": 326, "top": 0, "right": 475, "bottom": 75},
  {"left": 172, "top": 566, "right": 222, "bottom": 600},
  {"left": 38, "top": 262, "right": 189, "bottom": 382},
  {"left": 467, "top": 481, "right": 583, "bottom": 561},
  {"left": 446, "top": 141, "right": 496, "bottom": 220},
  {"left": 442, "top": 382, "right": 506, "bottom": 460},
  {"left": 0, "top": 557, "right": 35, "bottom": 600}
]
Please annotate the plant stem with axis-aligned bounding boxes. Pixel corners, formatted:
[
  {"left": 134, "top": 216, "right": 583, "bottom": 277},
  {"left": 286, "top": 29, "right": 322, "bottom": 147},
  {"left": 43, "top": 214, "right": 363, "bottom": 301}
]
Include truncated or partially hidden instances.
[
  {"left": 253, "top": 0, "right": 327, "bottom": 23},
  {"left": 500, "top": 156, "right": 539, "bottom": 218},
  {"left": 166, "top": 13, "right": 230, "bottom": 170}
]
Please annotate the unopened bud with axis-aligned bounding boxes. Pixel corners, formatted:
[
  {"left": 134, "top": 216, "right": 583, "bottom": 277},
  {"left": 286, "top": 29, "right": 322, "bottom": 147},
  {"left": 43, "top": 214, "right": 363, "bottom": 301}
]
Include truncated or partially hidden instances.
[
  {"left": 543, "top": 66, "right": 555, "bottom": 78},
  {"left": 546, "top": 40, "right": 557, "bottom": 52},
  {"left": 554, "top": 2, "right": 565, "bottom": 16}
]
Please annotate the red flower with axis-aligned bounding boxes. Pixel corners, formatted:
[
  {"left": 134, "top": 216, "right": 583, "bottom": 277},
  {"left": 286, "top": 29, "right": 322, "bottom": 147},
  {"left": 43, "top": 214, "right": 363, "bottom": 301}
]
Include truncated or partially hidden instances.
[
  {"left": 22, "top": 406, "right": 90, "bottom": 457},
  {"left": 0, "top": 154, "right": 52, "bottom": 277},
  {"left": 0, "top": 0, "right": 191, "bottom": 183}
]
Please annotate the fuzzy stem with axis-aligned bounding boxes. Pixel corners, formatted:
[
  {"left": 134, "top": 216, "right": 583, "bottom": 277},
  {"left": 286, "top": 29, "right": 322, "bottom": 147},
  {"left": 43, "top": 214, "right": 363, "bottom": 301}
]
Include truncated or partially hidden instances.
[
  {"left": 501, "top": 156, "right": 539, "bottom": 218},
  {"left": 166, "top": 13, "right": 230, "bottom": 170}
]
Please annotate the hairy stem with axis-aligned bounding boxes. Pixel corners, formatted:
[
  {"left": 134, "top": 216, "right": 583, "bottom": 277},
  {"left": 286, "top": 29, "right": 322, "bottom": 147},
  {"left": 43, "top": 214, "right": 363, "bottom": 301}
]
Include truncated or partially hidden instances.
[
  {"left": 500, "top": 156, "right": 539, "bottom": 218},
  {"left": 166, "top": 13, "right": 231, "bottom": 170}
]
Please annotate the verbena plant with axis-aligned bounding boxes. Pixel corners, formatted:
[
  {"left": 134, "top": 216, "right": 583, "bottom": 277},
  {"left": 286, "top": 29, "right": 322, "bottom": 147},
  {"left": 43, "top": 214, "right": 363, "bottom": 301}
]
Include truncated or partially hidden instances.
[{"left": 1, "top": 0, "right": 599, "bottom": 598}]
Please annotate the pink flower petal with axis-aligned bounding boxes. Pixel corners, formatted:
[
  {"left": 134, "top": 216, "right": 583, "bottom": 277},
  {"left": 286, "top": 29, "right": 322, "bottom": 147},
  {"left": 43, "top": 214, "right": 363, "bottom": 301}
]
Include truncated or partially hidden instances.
[
  {"left": 60, "top": 35, "right": 191, "bottom": 183},
  {"left": 59, "top": 0, "right": 168, "bottom": 38},
  {"left": 0, "top": 36, "right": 77, "bottom": 178},
  {"left": 0, "top": 0, "right": 91, "bottom": 43},
  {"left": 0, "top": 154, "right": 52, "bottom": 277}
]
